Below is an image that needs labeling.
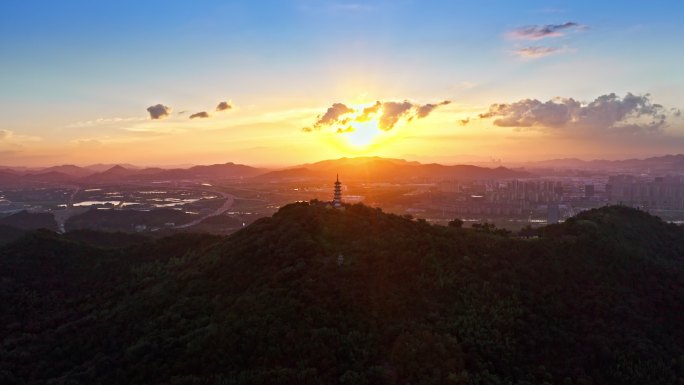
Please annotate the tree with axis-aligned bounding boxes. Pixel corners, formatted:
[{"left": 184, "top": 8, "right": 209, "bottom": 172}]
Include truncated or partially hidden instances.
[{"left": 448, "top": 218, "right": 464, "bottom": 228}]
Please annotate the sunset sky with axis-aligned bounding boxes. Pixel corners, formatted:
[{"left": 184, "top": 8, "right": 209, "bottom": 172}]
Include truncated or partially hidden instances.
[{"left": 1, "top": 0, "right": 683, "bottom": 167}]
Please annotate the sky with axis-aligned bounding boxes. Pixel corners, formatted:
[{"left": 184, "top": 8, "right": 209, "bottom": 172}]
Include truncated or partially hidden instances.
[{"left": 1, "top": 0, "right": 683, "bottom": 167}]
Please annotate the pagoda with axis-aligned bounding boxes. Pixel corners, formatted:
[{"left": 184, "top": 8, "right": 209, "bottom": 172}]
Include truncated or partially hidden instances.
[{"left": 332, "top": 174, "right": 342, "bottom": 208}]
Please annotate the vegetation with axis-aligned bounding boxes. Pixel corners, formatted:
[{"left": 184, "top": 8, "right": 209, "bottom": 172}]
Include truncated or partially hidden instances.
[
  {"left": 0, "top": 210, "right": 58, "bottom": 232},
  {"left": 0, "top": 225, "right": 25, "bottom": 246},
  {"left": 0, "top": 203, "right": 683, "bottom": 384},
  {"left": 65, "top": 208, "right": 198, "bottom": 232}
]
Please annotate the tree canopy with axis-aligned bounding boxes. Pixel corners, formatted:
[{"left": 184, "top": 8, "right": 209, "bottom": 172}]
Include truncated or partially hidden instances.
[{"left": 0, "top": 203, "right": 683, "bottom": 384}]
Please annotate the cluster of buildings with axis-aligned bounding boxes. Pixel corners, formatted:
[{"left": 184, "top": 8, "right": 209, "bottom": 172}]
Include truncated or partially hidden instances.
[
  {"left": 432, "top": 179, "right": 597, "bottom": 220},
  {"left": 607, "top": 175, "right": 684, "bottom": 210},
  {"left": 330, "top": 173, "right": 684, "bottom": 224}
]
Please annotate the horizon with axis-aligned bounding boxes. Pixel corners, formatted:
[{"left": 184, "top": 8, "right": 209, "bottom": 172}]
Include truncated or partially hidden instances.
[
  {"left": 3, "top": 152, "right": 684, "bottom": 171},
  {"left": 2, "top": 1, "right": 684, "bottom": 166}
]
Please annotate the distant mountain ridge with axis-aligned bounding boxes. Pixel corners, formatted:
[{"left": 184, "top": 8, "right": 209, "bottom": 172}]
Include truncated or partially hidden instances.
[
  {"left": 0, "top": 162, "right": 267, "bottom": 186},
  {"left": 82, "top": 162, "right": 265, "bottom": 183},
  {"left": 3, "top": 154, "right": 681, "bottom": 187},
  {"left": 522, "top": 153, "right": 684, "bottom": 171},
  {"left": 0, "top": 157, "right": 530, "bottom": 186},
  {"left": 256, "top": 156, "right": 529, "bottom": 182}
]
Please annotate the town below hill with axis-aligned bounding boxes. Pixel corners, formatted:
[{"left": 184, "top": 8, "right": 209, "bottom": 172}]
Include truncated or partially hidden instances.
[{"left": 1, "top": 155, "right": 684, "bottom": 236}]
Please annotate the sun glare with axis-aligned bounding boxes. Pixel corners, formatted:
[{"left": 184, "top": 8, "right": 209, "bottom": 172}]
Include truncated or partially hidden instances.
[
  {"left": 343, "top": 118, "right": 383, "bottom": 148},
  {"left": 334, "top": 102, "right": 387, "bottom": 150}
]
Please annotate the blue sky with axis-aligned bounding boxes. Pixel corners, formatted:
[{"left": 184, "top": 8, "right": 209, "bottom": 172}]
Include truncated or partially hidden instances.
[{"left": 1, "top": 0, "right": 683, "bottom": 166}]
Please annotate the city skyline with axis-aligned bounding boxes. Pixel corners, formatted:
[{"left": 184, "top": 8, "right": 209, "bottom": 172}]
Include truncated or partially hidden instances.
[{"left": 2, "top": 0, "right": 684, "bottom": 166}]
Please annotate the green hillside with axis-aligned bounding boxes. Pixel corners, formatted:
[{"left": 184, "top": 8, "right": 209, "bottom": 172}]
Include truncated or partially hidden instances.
[{"left": 1, "top": 203, "right": 683, "bottom": 385}]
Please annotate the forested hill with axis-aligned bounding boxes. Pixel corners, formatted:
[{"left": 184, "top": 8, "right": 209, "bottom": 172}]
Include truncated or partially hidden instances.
[{"left": 1, "top": 203, "right": 684, "bottom": 385}]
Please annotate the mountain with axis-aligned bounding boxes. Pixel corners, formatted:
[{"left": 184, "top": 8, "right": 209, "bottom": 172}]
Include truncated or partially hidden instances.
[
  {"left": 1, "top": 204, "right": 683, "bottom": 384},
  {"left": 0, "top": 170, "right": 22, "bottom": 185},
  {"left": 523, "top": 153, "right": 684, "bottom": 171},
  {"left": 0, "top": 165, "right": 90, "bottom": 186},
  {"left": 85, "top": 163, "right": 141, "bottom": 172},
  {"left": 0, "top": 170, "right": 77, "bottom": 186},
  {"left": 38, "top": 165, "right": 95, "bottom": 178},
  {"left": 153, "top": 162, "right": 265, "bottom": 180},
  {"left": 82, "top": 162, "right": 265, "bottom": 183},
  {"left": 22, "top": 171, "right": 77, "bottom": 183},
  {"left": 256, "top": 156, "right": 529, "bottom": 182},
  {"left": 251, "top": 167, "right": 322, "bottom": 182},
  {"left": 81, "top": 164, "right": 144, "bottom": 182}
]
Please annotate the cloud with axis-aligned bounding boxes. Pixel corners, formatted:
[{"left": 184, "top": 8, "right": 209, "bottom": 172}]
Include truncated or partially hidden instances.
[
  {"left": 378, "top": 101, "right": 414, "bottom": 130},
  {"left": 379, "top": 100, "right": 450, "bottom": 130},
  {"left": 189, "top": 111, "right": 210, "bottom": 119},
  {"left": 416, "top": 100, "right": 451, "bottom": 118},
  {"left": 356, "top": 101, "right": 382, "bottom": 122},
  {"left": 514, "top": 46, "right": 561, "bottom": 58},
  {"left": 305, "top": 99, "right": 451, "bottom": 133},
  {"left": 147, "top": 104, "right": 171, "bottom": 120},
  {"left": 508, "top": 22, "right": 584, "bottom": 40},
  {"left": 216, "top": 101, "right": 232, "bottom": 111},
  {"left": 314, "top": 103, "right": 354, "bottom": 128},
  {"left": 478, "top": 93, "right": 676, "bottom": 134},
  {"left": 459, "top": 118, "right": 470, "bottom": 126}
]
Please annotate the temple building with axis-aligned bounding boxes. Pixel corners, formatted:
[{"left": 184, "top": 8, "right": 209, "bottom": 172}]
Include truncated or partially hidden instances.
[{"left": 332, "top": 174, "right": 342, "bottom": 208}]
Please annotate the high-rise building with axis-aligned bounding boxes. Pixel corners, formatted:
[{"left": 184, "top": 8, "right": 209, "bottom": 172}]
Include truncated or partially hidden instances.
[{"left": 607, "top": 175, "right": 684, "bottom": 209}]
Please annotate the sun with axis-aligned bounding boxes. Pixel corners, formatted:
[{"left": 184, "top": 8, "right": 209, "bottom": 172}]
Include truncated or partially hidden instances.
[
  {"left": 343, "top": 118, "right": 383, "bottom": 148},
  {"left": 335, "top": 102, "right": 386, "bottom": 150}
]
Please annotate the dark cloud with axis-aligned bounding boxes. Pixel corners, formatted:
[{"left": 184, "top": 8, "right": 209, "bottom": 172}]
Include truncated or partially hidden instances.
[
  {"left": 459, "top": 118, "right": 470, "bottom": 126},
  {"left": 416, "top": 100, "right": 451, "bottom": 118},
  {"left": 514, "top": 46, "right": 560, "bottom": 58},
  {"left": 479, "top": 93, "right": 674, "bottom": 134},
  {"left": 216, "top": 101, "right": 232, "bottom": 111},
  {"left": 189, "top": 111, "right": 210, "bottom": 119},
  {"left": 301, "top": 127, "right": 313, "bottom": 132},
  {"left": 146, "top": 104, "right": 171, "bottom": 120},
  {"left": 314, "top": 103, "right": 354, "bottom": 129},
  {"left": 509, "top": 22, "right": 584, "bottom": 40}
]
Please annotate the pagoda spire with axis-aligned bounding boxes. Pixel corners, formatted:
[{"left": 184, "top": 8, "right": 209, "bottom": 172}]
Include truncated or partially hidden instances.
[{"left": 333, "top": 174, "right": 342, "bottom": 208}]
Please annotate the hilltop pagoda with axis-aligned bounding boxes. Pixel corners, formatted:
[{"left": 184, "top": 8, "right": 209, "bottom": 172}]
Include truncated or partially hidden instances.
[{"left": 332, "top": 174, "right": 342, "bottom": 208}]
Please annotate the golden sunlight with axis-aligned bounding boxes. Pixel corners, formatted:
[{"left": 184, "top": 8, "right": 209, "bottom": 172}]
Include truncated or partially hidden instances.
[
  {"left": 335, "top": 102, "right": 386, "bottom": 150},
  {"left": 342, "top": 119, "right": 383, "bottom": 148}
]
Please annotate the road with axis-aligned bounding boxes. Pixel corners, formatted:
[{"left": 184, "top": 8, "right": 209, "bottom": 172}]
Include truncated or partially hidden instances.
[
  {"left": 54, "top": 186, "right": 83, "bottom": 233},
  {"left": 173, "top": 191, "right": 235, "bottom": 229},
  {"left": 52, "top": 183, "right": 238, "bottom": 232}
]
